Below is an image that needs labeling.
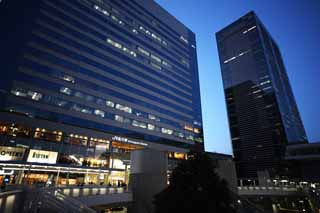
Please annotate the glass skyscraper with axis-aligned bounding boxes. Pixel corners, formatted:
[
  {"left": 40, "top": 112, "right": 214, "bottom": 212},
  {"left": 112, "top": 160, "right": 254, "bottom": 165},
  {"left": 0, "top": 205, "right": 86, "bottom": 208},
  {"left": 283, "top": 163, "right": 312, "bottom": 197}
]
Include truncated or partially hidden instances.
[
  {"left": 216, "top": 11, "right": 307, "bottom": 178},
  {"left": 0, "top": 0, "right": 203, "bottom": 185}
]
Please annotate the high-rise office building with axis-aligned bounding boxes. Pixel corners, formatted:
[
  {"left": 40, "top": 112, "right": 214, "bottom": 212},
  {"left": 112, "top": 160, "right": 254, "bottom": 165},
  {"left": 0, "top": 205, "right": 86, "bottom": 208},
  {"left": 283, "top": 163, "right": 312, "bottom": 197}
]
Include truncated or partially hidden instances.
[
  {"left": 216, "top": 11, "right": 307, "bottom": 178},
  {"left": 0, "top": 0, "right": 203, "bottom": 185}
]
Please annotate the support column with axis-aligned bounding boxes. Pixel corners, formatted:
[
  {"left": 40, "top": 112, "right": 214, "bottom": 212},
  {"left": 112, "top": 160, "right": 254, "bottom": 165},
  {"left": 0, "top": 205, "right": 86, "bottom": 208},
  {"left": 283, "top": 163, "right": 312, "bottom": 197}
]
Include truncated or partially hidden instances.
[
  {"left": 129, "top": 149, "right": 167, "bottom": 213},
  {"left": 16, "top": 169, "right": 24, "bottom": 184},
  {"left": 55, "top": 168, "right": 60, "bottom": 186}
]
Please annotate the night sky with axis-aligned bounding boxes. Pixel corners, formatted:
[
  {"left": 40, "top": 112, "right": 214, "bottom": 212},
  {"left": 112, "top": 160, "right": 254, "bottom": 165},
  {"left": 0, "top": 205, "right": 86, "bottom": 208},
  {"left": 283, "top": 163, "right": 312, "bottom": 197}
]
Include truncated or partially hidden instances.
[{"left": 156, "top": 0, "right": 320, "bottom": 154}]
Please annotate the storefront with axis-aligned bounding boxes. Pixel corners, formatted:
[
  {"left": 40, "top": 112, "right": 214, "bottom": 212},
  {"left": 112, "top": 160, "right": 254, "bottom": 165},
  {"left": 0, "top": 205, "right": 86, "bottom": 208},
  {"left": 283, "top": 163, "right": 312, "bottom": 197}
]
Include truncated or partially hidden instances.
[{"left": 0, "top": 132, "right": 150, "bottom": 186}]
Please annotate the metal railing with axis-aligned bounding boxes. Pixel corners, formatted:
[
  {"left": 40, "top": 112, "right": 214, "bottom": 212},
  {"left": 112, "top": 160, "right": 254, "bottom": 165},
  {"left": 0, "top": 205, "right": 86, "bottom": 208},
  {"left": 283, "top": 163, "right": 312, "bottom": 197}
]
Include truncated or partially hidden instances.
[{"left": 23, "top": 187, "right": 96, "bottom": 213}]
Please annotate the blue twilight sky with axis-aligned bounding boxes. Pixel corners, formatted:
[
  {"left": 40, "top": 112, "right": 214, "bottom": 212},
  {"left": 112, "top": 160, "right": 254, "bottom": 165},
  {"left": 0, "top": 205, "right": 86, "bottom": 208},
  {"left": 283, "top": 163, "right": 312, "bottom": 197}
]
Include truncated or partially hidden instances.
[{"left": 156, "top": 0, "right": 320, "bottom": 155}]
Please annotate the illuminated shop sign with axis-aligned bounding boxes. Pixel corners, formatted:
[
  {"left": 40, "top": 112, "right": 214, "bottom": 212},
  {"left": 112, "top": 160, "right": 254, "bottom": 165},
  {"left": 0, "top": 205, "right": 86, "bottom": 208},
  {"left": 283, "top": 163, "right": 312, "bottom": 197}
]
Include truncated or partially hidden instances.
[
  {"left": 27, "top": 149, "right": 58, "bottom": 164},
  {"left": 111, "top": 136, "right": 148, "bottom": 147},
  {"left": 0, "top": 146, "right": 25, "bottom": 161},
  {"left": 0, "top": 169, "right": 14, "bottom": 175}
]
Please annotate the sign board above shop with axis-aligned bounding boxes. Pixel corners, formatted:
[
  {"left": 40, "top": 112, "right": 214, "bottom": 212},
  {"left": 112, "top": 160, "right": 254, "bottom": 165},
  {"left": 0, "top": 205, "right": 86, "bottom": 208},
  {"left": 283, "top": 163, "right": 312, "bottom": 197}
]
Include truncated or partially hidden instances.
[
  {"left": 27, "top": 149, "right": 58, "bottom": 164},
  {"left": 0, "top": 146, "right": 25, "bottom": 161},
  {"left": 111, "top": 136, "right": 148, "bottom": 147}
]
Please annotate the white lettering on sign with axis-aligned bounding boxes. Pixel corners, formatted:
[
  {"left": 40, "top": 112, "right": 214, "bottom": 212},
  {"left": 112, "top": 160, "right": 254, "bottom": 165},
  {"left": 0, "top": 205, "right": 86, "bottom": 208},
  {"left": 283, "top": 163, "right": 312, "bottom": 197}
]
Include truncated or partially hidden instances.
[
  {"left": 111, "top": 136, "right": 148, "bottom": 146},
  {"left": 27, "top": 149, "right": 58, "bottom": 164},
  {"left": 0, "top": 146, "right": 25, "bottom": 161}
]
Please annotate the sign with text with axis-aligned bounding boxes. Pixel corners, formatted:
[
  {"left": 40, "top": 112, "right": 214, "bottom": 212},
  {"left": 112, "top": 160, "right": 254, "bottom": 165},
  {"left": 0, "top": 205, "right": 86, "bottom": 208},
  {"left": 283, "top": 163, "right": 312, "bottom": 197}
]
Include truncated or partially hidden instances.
[
  {"left": 0, "top": 146, "right": 25, "bottom": 161},
  {"left": 27, "top": 149, "right": 58, "bottom": 164},
  {"left": 111, "top": 136, "right": 148, "bottom": 147}
]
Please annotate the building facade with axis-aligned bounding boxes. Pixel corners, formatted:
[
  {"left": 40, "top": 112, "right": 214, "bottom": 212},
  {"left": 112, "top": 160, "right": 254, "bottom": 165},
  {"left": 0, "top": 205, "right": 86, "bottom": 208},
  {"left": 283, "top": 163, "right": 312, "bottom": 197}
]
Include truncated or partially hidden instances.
[
  {"left": 0, "top": 0, "right": 203, "bottom": 186},
  {"left": 285, "top": 142, "right": 320, "bottom": 182},
  {"left": 216, "top": 11, "right": 307, "bottom": 178}
]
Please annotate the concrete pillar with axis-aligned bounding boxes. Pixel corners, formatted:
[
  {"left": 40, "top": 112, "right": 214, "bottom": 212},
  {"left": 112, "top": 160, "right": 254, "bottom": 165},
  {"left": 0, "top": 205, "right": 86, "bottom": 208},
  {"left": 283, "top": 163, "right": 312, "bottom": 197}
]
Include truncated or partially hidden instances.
[
  {"left": 129, "top": 149, "right": 167, "bottom": 213},
  {"left": 15, "top": 170, "right": 24, "bottom": 184}
]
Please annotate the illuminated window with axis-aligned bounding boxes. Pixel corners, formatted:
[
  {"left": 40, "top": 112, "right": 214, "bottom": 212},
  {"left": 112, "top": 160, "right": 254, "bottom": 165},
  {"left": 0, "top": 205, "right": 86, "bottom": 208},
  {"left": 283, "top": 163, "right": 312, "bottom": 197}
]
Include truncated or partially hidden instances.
[
  {"left": 243, "top": 26, "right": 256, "bottom": 34},
  {"left": 260, "top": 80, "right": 271, "bottom": 86},
  {"left": 60, "top": 75, "right": 75, "bottom": 83},
  {"left": 81, "top": 108, "right": 92, "bottom": 114},
  {"left": 115, "top": 115, "right": 124, "bottom": 123},
  {"left": 224, "top": 50, "right": 250, "bottom": 64},
  {"left": 194, "top": 128, "right": 200, "bottom": 134},
  {"left": 106, "top": 100, "right": 115, "bottom": 108},
  {"left": 175, "top": 132, "right": 184, "bottom": 138},
  {"left": 115, "top": 104, "right": 132, "bottom": 113},
  {"left": 0, "top": 123, "right": 32, "bottom": 137},
  {"left": 67, "top": 134, "right": 88, "bottom": 146},
  {"left": 111, "top": 15, "right": 118, "bottom": 22},
  {"left": 130, "top": 51, "right": 137, "bottom": 57},
  {"left": 147, "top": 124, "right": 155, "bottom": 131},
  {"left": 89, "top": 137, "right": 109, "bottom": 146},
  {"left": 71, "top": 104, "right": 92, "bottom": 114},
  {"left": 55, "top": 100, "right": 67, "bottom": 107},
  {"left": 148, "top": 114, "right": 156, "bottom": 120},
  {"left": 195, "top": 137, "right": 203, "bottom": 143},
  {"left": 137, "top": 47, "right": 150, "bottom": 56},
  {"left": 11, "top": 88, "right": 27, "bottom": 97},
  {"left": 132, "top": 120, "right": 147, "bottom": 129},
  {"left": 252, "top": 89, "right": 262, "bottom": 94},
  {"left": 161, "top": 128, "right": 173, "bottom": 135},
  {"left": 151, "top": 33, "right": 162, "bottom": 42},
  {"left": 0, "top": 123, "right": 8, "bottom": 135},
  {"left": 180, "top": 35, "right": 189, "bottom": 44},
  {"left": 151, "top": 54, "right": 161, "bottom": 63},
  {"left": 184, "top": 125, "right": 193, "bottom": 132},
  {"left": 107, "top": 38, "right": 136, "bottom": 57},
  {"left": 139, "top": 25, "right": 167, "bottom": 44},
  {"left": 107, "top": 38, "right": 122, "bottom": 49},
  {"left": 94, "top": 109, "right": 105, "bottom": 118},
  {"left": 60, "top": 87, "right": 72, "bottom": 95},
  {"left": 34, "top": 128, "right": 62, "bottom": 142},
  {"left": 186, "top": 135, "right": 194, "bottom": 141},
  {"left": 28, "top": 91, "right": 42, "bottom": 101},
  {"left": 11, "top": 88, "right": 42, "bottom": 101},
  {"left": 162, "top": 60, "right": 172, "bottom": 68}
]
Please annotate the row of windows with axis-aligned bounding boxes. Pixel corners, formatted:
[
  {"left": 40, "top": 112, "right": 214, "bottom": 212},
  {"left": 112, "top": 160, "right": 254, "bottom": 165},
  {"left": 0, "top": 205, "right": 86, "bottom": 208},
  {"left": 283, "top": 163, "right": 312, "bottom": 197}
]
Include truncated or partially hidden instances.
[
  {"left": 34, "top": 13, "right": 192, "bottom": 98},
  {"left": 106, "top": 38, "right": 137, "bottom": 57},
  {"left": 19, "top": 62, "right": 194, "bottom": 130},
  {"left": 20, "top": 58, "right": 193, "bottom": 128},
  {"left": 107, "top": 37, "right": 172, "bottom": 70},
  {"left": 243, "top": 25, "right": 256, "bottom": 34},
  {"left": 104, "top": 0, "right": 193, "bottom": 56},
  {"left": 13, "top": 83, "right": 161, "bottom": 125},
  {"left": 10, "top": 87, "right": 199, "bottom": 142},
  {"left": 41, "top": 1, "right": 192, "bottom": 88},
  {"left": 93, "top": 4, "right": 169, "bottom": 47},
  {"left": 94, "top": 2, "right": 192, "bottom": 77},
  {"left": 0, "top": 122, "right": 109, "bottom": 148},
  {"left": 223, "top": 49, "right": 251, "bottom": 64},
  {"left": 91, "top": 0, "right": 191, "bottom": 55},
  {"left": 68, "top": 0, "right": 192, "bottom": 76},
  {"left": 25, "top": 37, "right": 192, "bottom": 114},
  {"left": 5, "top": 103, "right": 200, "bottom": 148}
]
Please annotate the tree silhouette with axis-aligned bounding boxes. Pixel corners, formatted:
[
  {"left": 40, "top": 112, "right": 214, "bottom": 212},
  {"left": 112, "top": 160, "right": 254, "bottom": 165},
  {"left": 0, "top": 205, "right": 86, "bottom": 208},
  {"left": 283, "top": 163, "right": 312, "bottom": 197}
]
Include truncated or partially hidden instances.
[{"left": 154, "top": 152, "right": 236, "bottom": 213}]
